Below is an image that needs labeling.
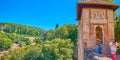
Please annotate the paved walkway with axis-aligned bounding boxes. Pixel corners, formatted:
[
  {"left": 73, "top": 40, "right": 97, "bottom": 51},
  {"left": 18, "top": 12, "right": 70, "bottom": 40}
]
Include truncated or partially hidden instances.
[
  {"left": 117, "top": 54, "right": 120, "bottom": 60},
  {"left": 89, "top": 54, "right": 120, "bottom": 60}
]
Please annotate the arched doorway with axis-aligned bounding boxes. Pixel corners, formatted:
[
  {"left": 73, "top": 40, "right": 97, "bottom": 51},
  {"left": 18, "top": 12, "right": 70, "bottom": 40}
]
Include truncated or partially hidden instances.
[{"left": 95, "top": 26, "right": 103, "bottom": 45}]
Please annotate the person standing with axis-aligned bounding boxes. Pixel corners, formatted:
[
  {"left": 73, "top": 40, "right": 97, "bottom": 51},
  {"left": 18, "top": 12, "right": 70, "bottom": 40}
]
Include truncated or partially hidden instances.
[
  {"left": 110, "top": 41, "right": 118, "bottom": 60},
  {"left": 97, "top": 44, "right": 102, "bottom": 56}
]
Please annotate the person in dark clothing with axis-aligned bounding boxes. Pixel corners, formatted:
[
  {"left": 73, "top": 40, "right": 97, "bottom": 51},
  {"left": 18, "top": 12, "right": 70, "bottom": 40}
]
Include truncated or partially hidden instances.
[{"left": 97, "top": 44, "right": 102, "bottom": 55}]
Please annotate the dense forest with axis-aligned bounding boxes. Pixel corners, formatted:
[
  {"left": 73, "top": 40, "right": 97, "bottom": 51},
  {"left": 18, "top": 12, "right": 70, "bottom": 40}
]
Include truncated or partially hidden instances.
[
  {"left": 0, "top": 22, "right": 77, "bottom": 60},
  {"left": 0, "top": 22, "right": 45, "bottom": 36}
]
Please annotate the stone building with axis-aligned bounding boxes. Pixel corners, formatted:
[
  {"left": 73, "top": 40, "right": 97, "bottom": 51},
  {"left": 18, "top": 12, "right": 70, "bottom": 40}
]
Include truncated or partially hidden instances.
[{"left": 76, "top": 0, "right": 120, "bottom": 60}]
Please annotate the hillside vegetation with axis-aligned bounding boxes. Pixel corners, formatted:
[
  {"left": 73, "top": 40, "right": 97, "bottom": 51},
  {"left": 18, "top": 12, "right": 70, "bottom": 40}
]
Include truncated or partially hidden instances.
[
  {"left": 0, "top": 22, "right": 77, "bottom": 60},
  {"left": 0, "top": 22, "right": 45, "bottom": 36}
]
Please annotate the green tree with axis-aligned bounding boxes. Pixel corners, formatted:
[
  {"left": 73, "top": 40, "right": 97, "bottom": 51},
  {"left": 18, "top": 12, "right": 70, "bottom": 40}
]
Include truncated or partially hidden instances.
[
  {"left": 43, "top": 30, "right": 56, "bottom": 40},
  {"left": 44, "top": 24, "right": 77, "bottom": 44},
  {"left": 43, "top": 38, "right": 73, "bottom": 60},
  {"left": 1, "top": 44, "right": 42, "bottom": 60},
  {"left": 0, "top": 22, "right": 44, "bottom": 36},
  {"left": 1, "top": 38, "right": 73, "bottom": 60},
  {"left": 24, "top": 45, "right": 42, "bottom": 60},
  {"left": 0, "top": 38, "right": 12, "bottom": 50},
  {"left": 35, "top": 38, "right": 43, "bottom": 44},
  {"left": 26, "top": 40, "right": 31, "bottom": 45},
  {"left": 114, "top": 14, "right": 120, "bottom": 42},
  {"left": 19, "top": 42, "right": 26, "bottom": 47},
  {"left": 22, "top": 38, "right": 31, "bottom": 45},
  {"left": 0, "top": 33, "right": 9, "bottom": 38},
  {"left": 55, "top": 24, "right": 59, "bottom": 29},
  {"left": 9, "top": 49, "right": 25, "bottom": 60}
]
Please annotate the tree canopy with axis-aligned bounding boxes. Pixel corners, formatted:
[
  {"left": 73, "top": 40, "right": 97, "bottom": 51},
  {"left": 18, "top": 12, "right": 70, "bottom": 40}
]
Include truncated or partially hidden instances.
[
  {"left": 1, "top": 38, "right": 73, "bottom": 60},
  {"left": 0, "top": 22, "right": 45, "bottom": 36}
]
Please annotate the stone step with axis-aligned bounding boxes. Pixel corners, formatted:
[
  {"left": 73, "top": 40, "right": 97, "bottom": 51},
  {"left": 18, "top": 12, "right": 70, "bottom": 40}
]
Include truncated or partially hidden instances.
[{"left": 94, "top": 56, "right": 112, "bottom": 60}]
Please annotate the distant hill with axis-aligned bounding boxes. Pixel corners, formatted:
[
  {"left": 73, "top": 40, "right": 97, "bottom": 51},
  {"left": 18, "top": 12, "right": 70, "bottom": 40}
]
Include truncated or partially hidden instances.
[{"left": 0, "top": 22, "right": 45, "bottom": 36}]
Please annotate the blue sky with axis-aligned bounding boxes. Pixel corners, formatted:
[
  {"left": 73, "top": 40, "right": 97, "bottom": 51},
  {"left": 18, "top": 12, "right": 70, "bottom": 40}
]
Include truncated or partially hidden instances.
[{"left": 0, "top": 0, "right": 120, "bottom": 30}]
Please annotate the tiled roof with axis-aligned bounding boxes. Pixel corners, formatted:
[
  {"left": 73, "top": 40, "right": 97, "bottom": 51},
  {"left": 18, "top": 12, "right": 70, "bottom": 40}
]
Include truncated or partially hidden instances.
[{"left": 77, "top": 1, "right": 119, "bottom": 6}]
